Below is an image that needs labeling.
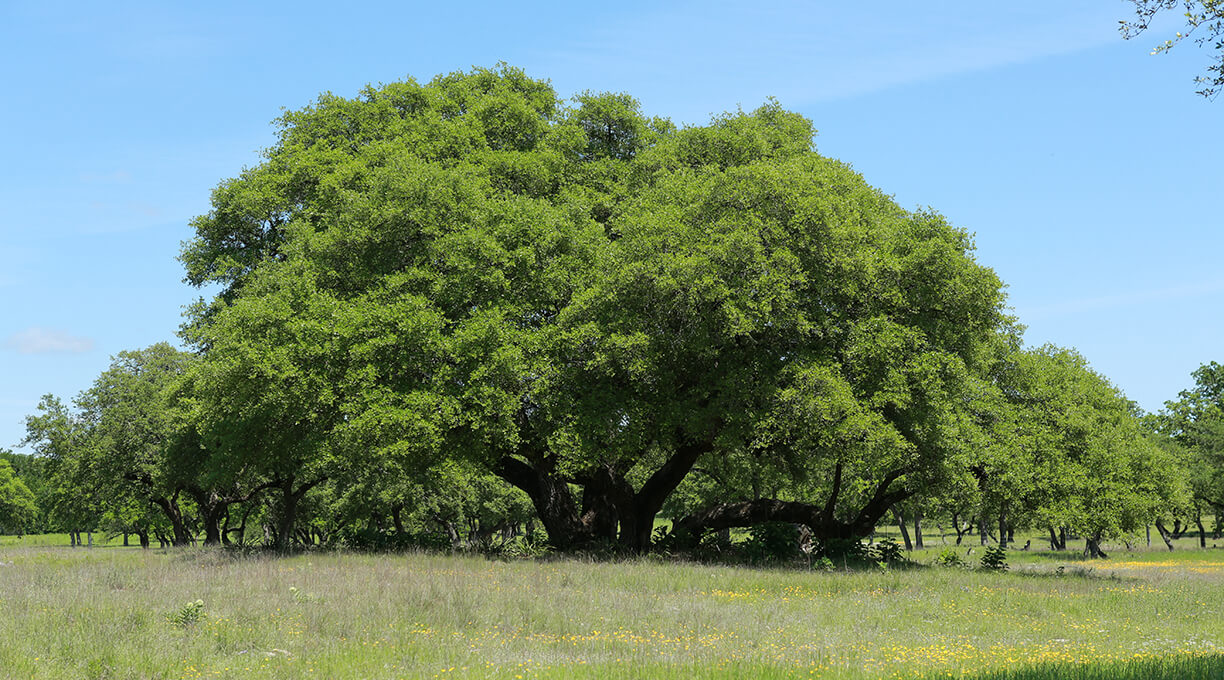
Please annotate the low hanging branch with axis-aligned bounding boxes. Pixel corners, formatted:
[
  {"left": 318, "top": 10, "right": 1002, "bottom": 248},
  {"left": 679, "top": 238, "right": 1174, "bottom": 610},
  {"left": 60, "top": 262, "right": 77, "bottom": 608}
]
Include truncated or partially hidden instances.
[{"left": 672, "top": 467, "right": 911, "bottom": 545}]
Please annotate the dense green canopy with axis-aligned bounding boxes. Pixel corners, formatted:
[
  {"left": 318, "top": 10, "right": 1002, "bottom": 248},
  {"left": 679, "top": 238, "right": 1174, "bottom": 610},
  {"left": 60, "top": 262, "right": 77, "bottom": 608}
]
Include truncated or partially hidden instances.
[
  {"left": 13, "top": 66, "right": 1188, "bottom": 557},
  {"left": 179, "top": 65, "right": 1007, "bottom": 551}
]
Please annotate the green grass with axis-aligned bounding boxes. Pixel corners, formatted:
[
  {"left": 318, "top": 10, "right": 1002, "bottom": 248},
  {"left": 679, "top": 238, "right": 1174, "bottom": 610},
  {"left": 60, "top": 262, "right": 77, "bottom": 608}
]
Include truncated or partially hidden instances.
[
  {"left": 943, "top": 654, "right": 1224, "bottom": 679},
  {"left": 0, "top": 533, "right": 129, "bottom": 548},
  {"left": 0, "top": 542, "right": 1222, "bottom": 679}
]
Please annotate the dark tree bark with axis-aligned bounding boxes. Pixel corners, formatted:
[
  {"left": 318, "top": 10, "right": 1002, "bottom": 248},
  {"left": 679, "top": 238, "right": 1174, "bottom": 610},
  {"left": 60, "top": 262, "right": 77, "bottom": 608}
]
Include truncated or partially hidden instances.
[
  {"left": 391, "top": 504, "right": 405, "bottom": 536},
  {"left": 496, "top": 434, "right": 715, "bottom": 553},
  {"left": 913, "top": 509, "right": 924, "bottom": 550},
  {"left": 272, "top": 475, "right": 324, "bottom": 552},
  {"left": 673, "top": 468, "right": 911, "bottom": 546},
  {"left": 620, "top": 438, "right": 713, "bottom": 552},
  {"left": 1154, "top": 520, "right": 1176, "bottom": 551},
  {"left": 893, "top": 506, "right": 912, "bottom": 551},
  {"left": 151, "top": 493, "right": 193, "bottom": 546},
  {"left": 1048, "top": 527, "right": 1065, "bottom": 551},
  {"left": 952, "top": 512, "right": 969, "bottom": 545},
  {"left": 495, "top": 455, "right": 590, "bottom": 550},
  {"left": 187, "top": 482, "right": 275, "bottom": 547},
  {"left": 1084, "top": 532, "right": 1108, "bottom": 559},
  {"left": 200, "top": 502, "right": 226, "bottom": 547}
]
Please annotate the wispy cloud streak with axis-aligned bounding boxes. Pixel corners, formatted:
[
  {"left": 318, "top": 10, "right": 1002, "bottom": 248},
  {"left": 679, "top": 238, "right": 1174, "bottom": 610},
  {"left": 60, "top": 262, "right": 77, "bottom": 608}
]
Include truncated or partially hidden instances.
[
  {"left": 3, "top": 327, "right": 95, "bottom": 354},
  {"left": 1019, "top": 278, "right": 1224, "bottom": 320}
]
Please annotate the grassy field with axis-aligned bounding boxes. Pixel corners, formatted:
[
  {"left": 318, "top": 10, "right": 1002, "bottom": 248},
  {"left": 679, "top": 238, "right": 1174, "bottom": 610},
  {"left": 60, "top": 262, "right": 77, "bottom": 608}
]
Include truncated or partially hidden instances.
[{"left": 0, "top": 537, "right": 1222, "bottom": 679}]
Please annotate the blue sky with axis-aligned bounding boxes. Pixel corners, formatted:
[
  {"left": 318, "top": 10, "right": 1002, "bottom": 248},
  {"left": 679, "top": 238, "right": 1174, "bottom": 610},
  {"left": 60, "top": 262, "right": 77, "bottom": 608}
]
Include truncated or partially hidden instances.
[{"left": 2, "top": 1, "right": 1220, "bottom": 450}]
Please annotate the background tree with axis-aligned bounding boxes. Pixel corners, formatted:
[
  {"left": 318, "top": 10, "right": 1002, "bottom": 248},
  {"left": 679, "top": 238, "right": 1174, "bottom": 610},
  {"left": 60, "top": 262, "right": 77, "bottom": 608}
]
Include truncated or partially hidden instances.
[
  {"left": 76, "top": 343, "right": 199, "bottom": 546},
  {"left": 1122, "top": 0, "right": 1224, "bottom": 97},
  {"left": 22, "top": 395, "right": 101, "bottom": 545},
  {"left": 996, "top": 347, "right": 1186, "bottom": 557},
  {"left": 1150, "top": 361, "right": 1224, "bottom": 543},
  {"left": 0, "top": 460, "right": 37, "bottom": 536},
  {"left": 0, "top": 449, "right": 51, "bottom": 534}
]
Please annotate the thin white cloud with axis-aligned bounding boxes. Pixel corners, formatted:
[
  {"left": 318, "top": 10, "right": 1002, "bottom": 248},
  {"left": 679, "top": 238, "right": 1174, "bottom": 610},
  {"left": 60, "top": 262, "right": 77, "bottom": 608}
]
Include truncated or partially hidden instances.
[
  {"left": 1019, "top": 278, "right": 1224, "bottom": 321},
  {"left": 3, "top": 327, "right": 95, "bottom": 355},
  {"left": 535, "top": 2, "right": 1124, "bottom": 115},
  {"left": 79, "top": 170, "right": 132, "bottom": 184}
]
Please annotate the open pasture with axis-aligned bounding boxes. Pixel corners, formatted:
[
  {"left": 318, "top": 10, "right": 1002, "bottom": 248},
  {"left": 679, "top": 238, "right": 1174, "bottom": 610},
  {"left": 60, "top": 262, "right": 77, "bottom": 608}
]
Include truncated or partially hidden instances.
[{"left": 0, "top": 543, "right": 1222, "bottom": 679}]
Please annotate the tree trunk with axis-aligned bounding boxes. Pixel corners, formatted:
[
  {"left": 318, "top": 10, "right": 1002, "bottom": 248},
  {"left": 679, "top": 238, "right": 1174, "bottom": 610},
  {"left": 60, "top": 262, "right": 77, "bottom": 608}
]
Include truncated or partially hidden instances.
[
  {"left": 979, "top": 516, "right": 988, "bottom": 546},
  {"left": 1195, "top": 510, "right": 1207, "bottom": 548},
  {"left": 1048, "top": 527, "right": 1064, "bottom": 551},
  {"left": 1084, "top": 532, "right": 1108, "bottom": 559},
  {"left": 495, "top": 456, "right": 591, "bottom": 550},
  {"left": 913, "top": 510, "right": 924, "bottom": 550},
  {"left": 1060, "top": 527, "right": 1068, "bottom": 550},
  {"left": 391, "top": 504, "right": 405, "bottom": 536},
  {"left": 619, "top": 437, "right": 714, "bottom": 553},
  {"left": 138, "top": 529, "right": 150, "bottom": 549},
  {"left": 894, "top": 506, "right": 913, "bottom": 551},
  {"left": 122, "top": 533, "right": 129, "bottom": 547},
  {"left": 1154, "top": 520, "right": 1176, "bottom": 551},
  {"left": 271, "top": 475, "right": 324, "bottom": 552},
  {"left": 220, "top": 510, "right": 232, "bottom": 546},
  {"left": 201, "top": 502, "right": 226, "bottom": 547},
  {"left": 276, "top": 478, "right": 298, "bottom": 552},
  {"left": 1146, "top": 524, "right": 1151, "bottom": 547},
  {"left": 152, "top": 494, "right": 192, "bottom": 547},
  {"left": 952, "top": 512, "right": 967, "bottom": 545},
  {"left": 998, "top": 515, "right": 1008, "bottom": 549}
]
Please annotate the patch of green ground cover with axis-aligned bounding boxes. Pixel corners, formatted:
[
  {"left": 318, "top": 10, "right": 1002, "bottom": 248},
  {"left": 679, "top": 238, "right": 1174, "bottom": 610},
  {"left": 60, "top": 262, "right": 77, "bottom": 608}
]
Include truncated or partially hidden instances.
[
  {"left": 0, "top": 546, "right": 1220, "bottom": 679},
  {"left": 0, "top": 533, "right": 131, "bottom": 548},
  {"left": 947, "top": 653, "right": 1224, "bottom": 680}
]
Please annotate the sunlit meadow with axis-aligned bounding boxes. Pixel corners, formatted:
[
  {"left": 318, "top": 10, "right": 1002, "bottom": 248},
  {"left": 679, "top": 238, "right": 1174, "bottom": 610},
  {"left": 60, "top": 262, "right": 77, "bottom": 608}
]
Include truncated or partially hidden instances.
[{"left": 0, "top": 536, "right": 1222, "bottom": 679}]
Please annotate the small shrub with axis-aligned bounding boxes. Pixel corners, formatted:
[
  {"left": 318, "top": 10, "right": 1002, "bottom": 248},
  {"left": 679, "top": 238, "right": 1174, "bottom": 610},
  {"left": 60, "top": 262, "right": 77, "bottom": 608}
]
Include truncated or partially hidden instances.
[
  {"left": 812, "top": 556, "right": 836, "bottom": 572},
  {"left": 501, "top": 534, "right": 551, "bottom": 559},
  {"left": 815, "top": 537, "right": 870, "bottom": 560},
  {"left": 650, "top": 525, "right": 678, "bottom": 554},
  {"left": 871, "top": 537, "right": 903, "bottom": 564},
  {"left": 693, "top": 529, "right": 732, "bottom": 559},
  {"left": 743, "top": 522, "right": 799, "bottom": 563},
  {"left": 980, "top": 546, "right": 1008, "bottom": 571},
  {"left": 935, "top": 547, "right": 966, "bottom": 568},
  {"left": 166, "top": 599, "right": 205, "bottom": 628}
]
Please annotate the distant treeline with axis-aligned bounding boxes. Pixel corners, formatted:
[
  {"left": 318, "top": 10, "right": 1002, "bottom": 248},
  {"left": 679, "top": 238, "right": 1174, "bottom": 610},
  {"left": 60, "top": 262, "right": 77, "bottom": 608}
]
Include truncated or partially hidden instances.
[{"left": 6, "top": 66, "right": 1222, "bottom": 556}]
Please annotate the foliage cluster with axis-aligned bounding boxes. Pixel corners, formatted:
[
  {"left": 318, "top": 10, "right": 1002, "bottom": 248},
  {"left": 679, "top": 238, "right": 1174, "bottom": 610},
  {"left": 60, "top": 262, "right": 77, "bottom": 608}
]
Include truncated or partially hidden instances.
[{"left": 9, "top": 65, "right": 1206, "bottom": 559}]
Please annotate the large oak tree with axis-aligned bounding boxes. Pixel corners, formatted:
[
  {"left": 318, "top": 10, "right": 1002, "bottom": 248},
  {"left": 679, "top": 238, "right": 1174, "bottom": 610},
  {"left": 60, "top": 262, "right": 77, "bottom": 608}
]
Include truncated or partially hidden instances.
[{"left": 181, "top": 65, "right": 1007, "bottom": 551}]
